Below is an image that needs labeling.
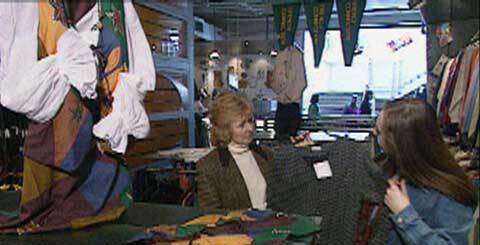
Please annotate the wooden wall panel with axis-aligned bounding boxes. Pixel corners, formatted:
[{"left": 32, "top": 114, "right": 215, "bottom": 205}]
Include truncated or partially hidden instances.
[
  {"left": 145, "top": 100, "right": 181, "bottom": 113},
  {"left": 143, "top": 73, "right": 183, "bottom": 113},
  {"left": 125, "top": 3, "right": 192, "bottom": 169},
  {"left": 126, "top": 119, "right": 187, "bottom": 168}
]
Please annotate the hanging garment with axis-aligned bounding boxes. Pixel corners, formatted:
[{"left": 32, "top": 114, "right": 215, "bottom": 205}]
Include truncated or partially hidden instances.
[
  {"left": 460, "top": 47, "right": 480, "bottom": 133},
  {"left": 468, "top": 89, "right": 479, "bottom": 139},
  {"left": 93, "top": 73, "right": 150, "bottom": 153},
  {"left": 436, "top": 58, "right": 455, "bottom": 115},
  {"left": 92, "top": 0, "right": 155, "bottom": 154},
  {"left": 0, "top": 1, "right": 150, "bottom": 234},
  {"left": 463, "top": 65, "right": 479, "bottom": 138},
  {"left": 274, "top": 102, "right": 301, "bottom": 137},
  {"left": 270, "top": 46, "right": 307, "bottom": 104},
  {"left": 449, "top": 46, "right": 474, "bottom": 124},
  {"left": 0, "top": 0, "right": 153, "bottom": 152},
  {"left": 438, "top": 52, "right": 463, "bottom": 124},
  {"left": 1, "top": 29, "right": 97, "bottom": 122},
  {"left": 0, "top": 2, "right": 38, "bottom": 94},
  {"left": 0, "top": 3, "right": 98, "bottom": 123}
]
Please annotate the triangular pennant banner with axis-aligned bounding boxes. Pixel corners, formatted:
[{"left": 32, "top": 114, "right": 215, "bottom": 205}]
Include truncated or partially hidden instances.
[
  {"left": 304, "top": 0, "right": 334, "bottom": 67},
  {"left": 335, "top": 0, "right": 366, "bottom": 66},
  {"left": 273, "top": 1, "right": 301, "bottom": 50}
]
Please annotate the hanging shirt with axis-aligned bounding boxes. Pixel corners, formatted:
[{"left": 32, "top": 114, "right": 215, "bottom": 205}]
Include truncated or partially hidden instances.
[
  {"left": 92, "top": 0, "right": 155, "bottom": 153},
  {"left": 0, "top": 2, "right": 38, "bottom": 93},
  {"left": 460, "top": 46, "right": 479, "bottom": 133},
  {"left": 0, "top": 2, "right": 97, "bottom": 123},
  {"left": 449, "top": 46, "right": 474, "bottom": 124},
  {"left": 228, "top": 142, "right": 267, "bottom": 210},
  {"left": 463, "top": 64, "right": 479, "bottom": 137},
  {"left": 436, "top": 58, "right": 455, "bottom": 115},
  {"left": 270, "top": 46, "right": 307, "bottom": 104},
  {"left": 438, "top": 53, "right": 462, "bottom": 124}
]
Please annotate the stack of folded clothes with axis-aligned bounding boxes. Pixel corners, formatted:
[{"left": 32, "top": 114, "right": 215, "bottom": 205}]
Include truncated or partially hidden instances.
[{"left": 124, "top": 210, "right": 321, "bottom": 245}]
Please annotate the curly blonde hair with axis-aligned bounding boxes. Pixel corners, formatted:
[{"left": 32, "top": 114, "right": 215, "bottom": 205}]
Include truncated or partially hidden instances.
[{"left": 209, "top": 92, "right": 253, "bottom": 147}]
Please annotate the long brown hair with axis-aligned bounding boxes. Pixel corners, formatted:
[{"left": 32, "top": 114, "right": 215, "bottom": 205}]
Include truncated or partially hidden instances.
[{"left": 380, "top": 99, "right": 475, "bottom": 207}]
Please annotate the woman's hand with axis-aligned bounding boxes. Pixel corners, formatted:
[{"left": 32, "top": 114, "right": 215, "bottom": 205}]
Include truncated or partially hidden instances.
[{"left": 384, "top": 178, "right": 411, "bottom": 214}]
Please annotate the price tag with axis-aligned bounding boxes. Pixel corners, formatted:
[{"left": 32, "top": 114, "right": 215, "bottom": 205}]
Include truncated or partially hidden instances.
[
  {"left": 311, "top": 146, "right": 322, "bottom": 151},
  {"left": 313, "top": 160, "right": 332, "bottom": 179}
]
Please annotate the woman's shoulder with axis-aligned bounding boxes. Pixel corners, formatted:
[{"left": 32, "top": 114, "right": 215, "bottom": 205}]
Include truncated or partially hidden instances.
[
  {"left": 251, "top": 145, "right": 272, "bottom": 160},
  {"left": 408, "top": 184, "right": 473, "bottom": 221},
  {"left": 197, "top": 148, "right": 221, "bottom": 168},
  {"left": 408, "top": 184, "right": 466, "bottom": 206}
]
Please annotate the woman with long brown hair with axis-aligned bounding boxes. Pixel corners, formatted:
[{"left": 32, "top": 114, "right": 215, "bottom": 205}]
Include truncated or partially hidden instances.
[{"left": 374, "top": 99, "right": 476, "bottom": 244}]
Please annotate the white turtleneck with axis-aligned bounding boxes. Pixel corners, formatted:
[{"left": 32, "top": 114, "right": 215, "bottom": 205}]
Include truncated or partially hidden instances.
[{"left": 228, "top": 142, "right": 267, "bottom": 210}]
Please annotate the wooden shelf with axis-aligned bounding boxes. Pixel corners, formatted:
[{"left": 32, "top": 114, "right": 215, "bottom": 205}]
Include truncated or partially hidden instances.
[
  {"left": 148, "top": 111, "right": 193, "bottom": 121},
  {"left": 153, "top": 54, "right": 190, "bottom": 73},
  {"left": 130, "top": 0, "right": 195, "bottom": 167}
]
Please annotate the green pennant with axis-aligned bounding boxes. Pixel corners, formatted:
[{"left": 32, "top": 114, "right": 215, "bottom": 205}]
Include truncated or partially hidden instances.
[
  {"left": 304, "top": 0, "right": 334, "bottom": 67},
  {"left": 272, "top": 1, "right": 301, "bottom": 50},
  {"left": 100, "top": 0, "right": 128, "bottom": 66},
  {"left": 335, "top": 0, "right": 366, "bottom": 66}
]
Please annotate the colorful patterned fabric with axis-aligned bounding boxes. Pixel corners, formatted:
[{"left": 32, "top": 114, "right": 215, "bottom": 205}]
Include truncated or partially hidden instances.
[
  {"left": 125, "top": 210, "right": 321, "bottom": 245},
  {"left": 0, "top": 0, "right": 132, "bottom": 234},
  {"left": 96, "top": 0, "right": 129, "bottom": 116}
]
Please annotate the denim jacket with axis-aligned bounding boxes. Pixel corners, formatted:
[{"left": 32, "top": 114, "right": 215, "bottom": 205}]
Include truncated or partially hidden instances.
[{"left": 387, "top": 184, "right": 474, "bottom": 245}]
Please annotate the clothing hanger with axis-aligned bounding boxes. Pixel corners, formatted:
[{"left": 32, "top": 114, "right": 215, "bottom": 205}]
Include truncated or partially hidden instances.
[
  {"left": 293, "top": 41, "right": 304, "bottom": 54},
  {"left": 465, "top": 31, "right": 479, "bottom": 49},
  {"left": 470, "top": 31, "right": 479, "bottom": 43}
]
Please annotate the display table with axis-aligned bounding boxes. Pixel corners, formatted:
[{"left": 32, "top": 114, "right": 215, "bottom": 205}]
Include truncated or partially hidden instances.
[
  {"left": 152, "top": 148, "right": 212, "bottom": 163},
  {"left": 0, "top": 191, "right": 222, "bottom": 245},
  {"left": 0, "top": 192, "right": 320, "bottom": 245}
]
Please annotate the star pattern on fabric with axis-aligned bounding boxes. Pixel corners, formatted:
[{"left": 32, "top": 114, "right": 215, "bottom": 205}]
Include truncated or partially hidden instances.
[
  {"left": 70, "top": 103, "right": 83, "bottom": 123},
  {"left": 105, "top": 5, "right": 124, "bottom": 35}
]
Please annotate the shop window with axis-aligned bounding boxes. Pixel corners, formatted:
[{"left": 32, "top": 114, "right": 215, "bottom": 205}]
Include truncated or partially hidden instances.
[{"left": 303, "top": 28, "right": 427, "bottom": 115}]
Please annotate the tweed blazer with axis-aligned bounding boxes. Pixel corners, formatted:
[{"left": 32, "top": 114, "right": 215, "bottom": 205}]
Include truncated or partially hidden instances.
[{"left": 196, "top": 146, "right": 273, "bottom": 210}]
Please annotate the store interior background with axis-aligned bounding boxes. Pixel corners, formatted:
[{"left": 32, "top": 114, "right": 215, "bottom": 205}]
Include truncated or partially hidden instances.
[
  {"left": 0, "top": 0, "right": 478, "bottom": 244},
  {"left": 1, "top": 0, "right": 478, "bottom": 201},
  {"left": 194, "top": 0, "right": 430, "bottom": 116},
  {"left": 120, "top": 0, "right": 480, "bottom": 200}
]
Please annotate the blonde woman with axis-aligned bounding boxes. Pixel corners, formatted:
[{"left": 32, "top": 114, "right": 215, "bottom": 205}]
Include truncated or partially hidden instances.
[{"left": 196, "top": 92, "right": 272, "bottom": 210}]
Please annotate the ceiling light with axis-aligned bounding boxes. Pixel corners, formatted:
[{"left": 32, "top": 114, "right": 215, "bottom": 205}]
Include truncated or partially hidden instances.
[
  {"left": 209, "top": 49, "right": 220, "bottom": 60},
  {"left": 169, "top": 33, "right": 180, "bottom": 42},
  {"left": 244, "top": 40, "right": 249, "bottom": 47},
  {"left": 270, "top": 49, "right": 278, "bottom": 57},
  {"left": 258, "top": 50, "right": 264, "bottom": 56}
]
